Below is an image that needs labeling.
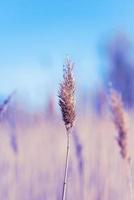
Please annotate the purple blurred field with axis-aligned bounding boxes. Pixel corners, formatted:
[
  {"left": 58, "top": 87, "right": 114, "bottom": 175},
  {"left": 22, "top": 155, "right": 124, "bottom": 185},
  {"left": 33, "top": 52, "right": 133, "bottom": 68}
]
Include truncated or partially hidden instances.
[{"left": 0, "top": 100, "right": 133, "bottom": 200}]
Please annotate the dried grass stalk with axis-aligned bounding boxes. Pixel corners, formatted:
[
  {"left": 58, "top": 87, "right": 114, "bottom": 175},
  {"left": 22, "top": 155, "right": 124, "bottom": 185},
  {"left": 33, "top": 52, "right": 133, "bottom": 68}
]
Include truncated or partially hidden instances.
[
  {"left": 109, "top": 88, "right": 133, "bottom": 199},
  {"left": 58, "top": 58, "right": 75, "bottom": 200}
]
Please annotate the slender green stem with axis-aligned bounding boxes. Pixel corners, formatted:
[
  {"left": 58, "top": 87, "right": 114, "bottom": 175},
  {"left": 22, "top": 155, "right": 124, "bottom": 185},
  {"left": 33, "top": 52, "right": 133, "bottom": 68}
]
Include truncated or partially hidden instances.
[{"left": 62, "top": 129, "right": 70, "bottom": 200}]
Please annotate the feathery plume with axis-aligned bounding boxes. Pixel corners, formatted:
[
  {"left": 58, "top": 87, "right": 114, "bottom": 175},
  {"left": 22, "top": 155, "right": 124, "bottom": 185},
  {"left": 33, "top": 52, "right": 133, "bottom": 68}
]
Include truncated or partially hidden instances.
[
  {"left": 59, "top": 58, "right": 75, "bottom": 131},
  {"left": 109, "top": 88, "right": 129, "bottom": 160}
]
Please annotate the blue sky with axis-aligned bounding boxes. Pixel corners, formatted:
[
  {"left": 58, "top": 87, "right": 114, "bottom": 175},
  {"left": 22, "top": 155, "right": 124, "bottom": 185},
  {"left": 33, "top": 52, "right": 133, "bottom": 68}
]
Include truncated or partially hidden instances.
[{"left": 0, "top": 0, "right": 134, "bottom": 107}]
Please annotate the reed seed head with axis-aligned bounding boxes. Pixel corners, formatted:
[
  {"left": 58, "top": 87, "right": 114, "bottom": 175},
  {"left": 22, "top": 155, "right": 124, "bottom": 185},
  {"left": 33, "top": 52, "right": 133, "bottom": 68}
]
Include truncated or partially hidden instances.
[
  {"left": 58, "top": 58, "right": 75, "bottom": 131},
  {"left": 109, "top": 88, "right": 129, "bottom": 161}
]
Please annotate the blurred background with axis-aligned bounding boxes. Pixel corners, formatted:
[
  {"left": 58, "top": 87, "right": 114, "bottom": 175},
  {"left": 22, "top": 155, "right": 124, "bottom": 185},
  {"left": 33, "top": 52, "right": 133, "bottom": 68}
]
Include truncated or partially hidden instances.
[
  {"left": 0, "top": 1, "right": 134, "bottom": 200},
  {"left": 0, "top": 0, "right": 134, "bottom": 109}
]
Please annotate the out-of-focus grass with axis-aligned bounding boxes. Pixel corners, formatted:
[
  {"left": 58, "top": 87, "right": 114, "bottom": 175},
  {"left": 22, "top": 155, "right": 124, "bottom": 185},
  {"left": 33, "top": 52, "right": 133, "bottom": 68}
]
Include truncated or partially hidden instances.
[{"left": 0, "top": 111, "right": 133, "bottom": 200}]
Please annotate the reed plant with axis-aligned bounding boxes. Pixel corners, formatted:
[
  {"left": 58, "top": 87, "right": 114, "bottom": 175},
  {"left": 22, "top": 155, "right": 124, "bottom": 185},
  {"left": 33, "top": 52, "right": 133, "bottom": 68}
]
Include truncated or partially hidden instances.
[
  {"left": 58, "top": 58, "right": 75, "bottom": 200},
  {"left": 109, "top": 88, "right": 133, "bottom": 200}
]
